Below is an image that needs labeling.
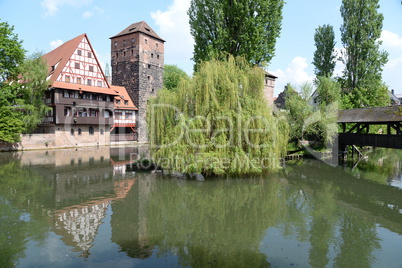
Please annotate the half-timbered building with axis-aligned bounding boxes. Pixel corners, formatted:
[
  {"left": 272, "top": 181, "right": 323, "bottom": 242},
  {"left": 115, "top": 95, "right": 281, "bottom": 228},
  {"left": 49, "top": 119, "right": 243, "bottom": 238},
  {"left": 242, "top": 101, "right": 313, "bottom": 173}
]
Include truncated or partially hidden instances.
[{"left": 38, "top": 33, "right": 137, "bottom": 147}]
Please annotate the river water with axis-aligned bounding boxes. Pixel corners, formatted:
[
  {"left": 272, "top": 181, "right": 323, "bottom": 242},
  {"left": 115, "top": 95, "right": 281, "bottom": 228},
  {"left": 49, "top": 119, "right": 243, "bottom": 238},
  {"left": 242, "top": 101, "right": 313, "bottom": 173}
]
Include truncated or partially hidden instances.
[{"left": 0, "top": 146, "right": 401, "bottom": 267}]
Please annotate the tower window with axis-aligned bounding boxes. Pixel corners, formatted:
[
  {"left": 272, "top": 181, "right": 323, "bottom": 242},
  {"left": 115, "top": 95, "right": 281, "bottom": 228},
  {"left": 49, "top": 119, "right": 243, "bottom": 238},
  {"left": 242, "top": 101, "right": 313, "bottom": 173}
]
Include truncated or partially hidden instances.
[
  {"left": 114, "top": 41, "right": 118, "bottom": 47},
  {"left": 145, "top": 39, "right": 148, "bottom": 44},
  {"left": 123, "top": 51, "right": 126, "bottom": 57},
  {"left": 116, "top": 52, "right": 118, "bottom": 59},
  {"left": 156, "top": 43, "right": 159, "bottom": 48},
  {"left": 123, "top": 40, "right": 126, "bottom": 45},
  {"left": 132, "top": 38, "right": 135, "bottom": 43},
  {"left": 131, "top": 50, "right": 134, "bottom": 56},
  {"left": 148, "top": 64, "right": 151, "bottom": 69},
  {"left": 157, "top": 55, "right": 160, "bottom": 59},
  {"left": 151, "top": 53, "right": 154, "bottom": 58}
]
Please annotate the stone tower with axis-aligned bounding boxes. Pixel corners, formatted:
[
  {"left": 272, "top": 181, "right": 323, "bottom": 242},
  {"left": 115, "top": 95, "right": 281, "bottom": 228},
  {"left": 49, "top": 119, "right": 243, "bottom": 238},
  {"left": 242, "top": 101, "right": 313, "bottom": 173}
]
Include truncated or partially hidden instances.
[{"left": 110, "top": 21, "right": 165, "bottom": 143}]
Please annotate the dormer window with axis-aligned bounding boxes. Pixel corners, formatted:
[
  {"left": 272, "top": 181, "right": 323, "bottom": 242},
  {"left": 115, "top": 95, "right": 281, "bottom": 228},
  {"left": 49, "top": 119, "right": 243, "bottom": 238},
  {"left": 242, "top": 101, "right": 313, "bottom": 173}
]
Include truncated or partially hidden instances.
[
  {"left": 116, "top": 99, "right": 121, "bottom": 105},
  {"left": 124, "top": 100, "right": 128, "bottom": 105}
]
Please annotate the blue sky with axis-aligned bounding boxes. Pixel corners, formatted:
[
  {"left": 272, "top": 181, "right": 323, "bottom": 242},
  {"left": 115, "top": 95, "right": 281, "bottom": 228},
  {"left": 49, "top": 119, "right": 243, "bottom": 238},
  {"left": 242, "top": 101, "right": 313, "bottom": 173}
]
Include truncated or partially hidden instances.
[{"left": 1, "top": 0, "right": 402, "bottom": 96}]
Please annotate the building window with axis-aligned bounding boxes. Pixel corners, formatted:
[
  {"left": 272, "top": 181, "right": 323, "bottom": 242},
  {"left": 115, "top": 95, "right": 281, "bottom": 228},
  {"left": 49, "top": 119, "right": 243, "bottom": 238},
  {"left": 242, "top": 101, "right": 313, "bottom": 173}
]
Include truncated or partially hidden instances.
[
  {"left": 147, "top": 76, "right": 150, "bottom": 81},
  {"left": 124, "top": 100, "right": 128, "bottom": 105},
  {"left": 64, "top": 90, "right": 70, "bottom": 98},
  {"left": 77, "top": 77, "right": 82, "bottom": 84},
  {"left": 156, "top": 43, "right": 159, "bottom": 48},
  {"left": 78, "top": 108, "right": 87, "bottom": 117},
  {"left": 64, "top": 107, "right": 71, "bottom": 116},
  {"left": 88, "top": 52, "right": 92, "bottom": 58},
  {"left": 145, "top": 39, "right": 148, "bottom": 44},
  {"left": 65, "top": 75, "right": 70, "bottom": 83},
  {"left": 92, "top": 94, "right": 98, "bottom": 100},
  {"left": 89, "top": 126, "right": 94, "bottom": 135},
  {"left": 131, "top": 50, "right": 134, "bottom": 56},
  {"left": 116, "top": 52, "right": 118, "bottom": 59},
  {"left": 70, "top": 129, "right": 74, "bottom": 136},
  {"left": 104, "top": 110, "right": 110, "bottom": 118},
  {"left": 157, "top": 55, "right": 160, "bottom": 60},
  {"left": 87, "top": 79, "right": 92, "bottom": 86},
  {"left": 89, "top": 109, "right": 98, "bottom": 117},
  {"left": 115, "top": 41, "right": 118, "bottom": 47},
  {"left": 115, "top": 112, "right": 123, "bottom": 119},
  {"left": 89, "top": 66, "right": 94, "bottom": 72},
  {"left": 97, "top": 81, "right": 102, "bottom": 87},
  {"left": 123, "top": 40, "right": 126, "bottom": 45},
  {"left": 75, "top": 62, "right": 80, "bottom": 69},
  {"left": 123, "top": 51, "right": 126, "bottom": 57},
  {"left": 77, "top": 50, "right": 82, "bottom": 56},
  {"left": 151, "top": 53, "right": 154, "bottom": 58},
  {"left": 148, "top": 64, "right": 151, "bottom": 69},
  {"left": 125, "top": 112, "right": 132, "bottom": 119},
  {"left": 132, "top": 38, "right": 135, "bottom": 43},
  {"left": 78, "top": 128, "right": 82, "bottom": 135},
  {"left": 100, "top": 129, "right": 104, "bottom": 135}
]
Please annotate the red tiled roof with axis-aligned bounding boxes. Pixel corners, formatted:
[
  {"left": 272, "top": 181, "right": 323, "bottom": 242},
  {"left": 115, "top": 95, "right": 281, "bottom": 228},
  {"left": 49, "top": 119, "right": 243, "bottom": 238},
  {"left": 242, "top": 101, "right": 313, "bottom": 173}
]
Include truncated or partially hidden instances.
[
  {"left": 42, "top": 33, "right": 110, "bottom": 88},
  {"left": 52, "top": 81, "right": 119, "bottom": 95},
  {"left": 110, "top": 21, "right": 165, "bottom": 42},
  {"left": 112, "top": 85, "right": 138, "bottom": 110}
]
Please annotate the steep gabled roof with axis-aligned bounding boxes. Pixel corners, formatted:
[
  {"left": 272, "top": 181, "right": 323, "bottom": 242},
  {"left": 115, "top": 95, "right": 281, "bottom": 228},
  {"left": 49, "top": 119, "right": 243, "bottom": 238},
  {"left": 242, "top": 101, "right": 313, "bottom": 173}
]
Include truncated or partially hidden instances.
[
  {"left": 112, "top": 85, "right": 138, "bottom": 110},
  {"left": 42, "top": 34, "right": 85, "bottom": 83},
  {"left": 110, "top": 21, "right": 165, "bottom": 42}
]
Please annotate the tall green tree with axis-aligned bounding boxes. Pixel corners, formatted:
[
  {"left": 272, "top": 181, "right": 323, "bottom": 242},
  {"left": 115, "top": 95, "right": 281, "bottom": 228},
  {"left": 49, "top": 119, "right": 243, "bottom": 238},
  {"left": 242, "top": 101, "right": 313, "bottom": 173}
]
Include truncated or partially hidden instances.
[
  {"left": 340, "top": 0, "right": 389, "bottom": 108},
  {"left": 163, "top": 64, "right": 189, "bottom": 91},
  {"left": 188, "top": 0, "right": 284, "bottom": 69},
  {"left": 0, "top": 21, "right": 50, "bottom": 143},
  {"left": 312, "top": 24, "right": 337, "bottom": 78}
]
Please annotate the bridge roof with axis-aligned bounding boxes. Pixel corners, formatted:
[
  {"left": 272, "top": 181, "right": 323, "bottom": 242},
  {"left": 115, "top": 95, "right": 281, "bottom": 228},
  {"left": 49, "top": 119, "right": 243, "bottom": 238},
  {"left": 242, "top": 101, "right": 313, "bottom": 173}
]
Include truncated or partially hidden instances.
[{"left": 338, "top": 105, "right": 402, "bottom": 123}]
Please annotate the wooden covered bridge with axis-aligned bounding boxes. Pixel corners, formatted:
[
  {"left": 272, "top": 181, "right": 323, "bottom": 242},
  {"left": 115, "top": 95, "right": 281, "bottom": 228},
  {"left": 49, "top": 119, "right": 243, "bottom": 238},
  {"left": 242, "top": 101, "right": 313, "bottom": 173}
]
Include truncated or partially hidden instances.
[{"left": 338, "top": 105, "right": 402, "bottom": 150}]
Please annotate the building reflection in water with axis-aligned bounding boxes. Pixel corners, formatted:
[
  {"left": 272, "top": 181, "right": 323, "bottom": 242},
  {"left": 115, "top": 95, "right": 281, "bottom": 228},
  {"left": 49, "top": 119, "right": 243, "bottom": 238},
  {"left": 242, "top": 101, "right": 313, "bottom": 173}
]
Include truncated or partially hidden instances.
[{"left": 16, "top": 146, "right": 149, "bottom": 259}]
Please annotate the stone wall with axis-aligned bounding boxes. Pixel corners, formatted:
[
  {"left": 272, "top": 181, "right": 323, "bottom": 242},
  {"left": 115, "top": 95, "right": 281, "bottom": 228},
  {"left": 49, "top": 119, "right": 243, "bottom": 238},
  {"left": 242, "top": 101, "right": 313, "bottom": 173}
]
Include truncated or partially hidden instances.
[{"left": 0, "top": 126, "right": 110, "bottom": 151}]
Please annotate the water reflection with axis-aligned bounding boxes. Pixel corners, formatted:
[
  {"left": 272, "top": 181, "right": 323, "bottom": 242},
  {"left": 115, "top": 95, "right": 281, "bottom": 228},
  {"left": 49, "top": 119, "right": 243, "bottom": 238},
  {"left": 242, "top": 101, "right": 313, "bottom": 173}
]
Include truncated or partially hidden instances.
[{"left": 0, "top": 147, "right": 402, "bottom": 267}]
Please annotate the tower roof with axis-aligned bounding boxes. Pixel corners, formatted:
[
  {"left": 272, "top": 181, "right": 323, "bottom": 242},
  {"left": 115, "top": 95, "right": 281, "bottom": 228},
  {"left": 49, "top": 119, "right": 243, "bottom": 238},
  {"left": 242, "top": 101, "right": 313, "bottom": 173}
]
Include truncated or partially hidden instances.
[{"left": 110, "top": 21, "right": 165, "bottom": 42}]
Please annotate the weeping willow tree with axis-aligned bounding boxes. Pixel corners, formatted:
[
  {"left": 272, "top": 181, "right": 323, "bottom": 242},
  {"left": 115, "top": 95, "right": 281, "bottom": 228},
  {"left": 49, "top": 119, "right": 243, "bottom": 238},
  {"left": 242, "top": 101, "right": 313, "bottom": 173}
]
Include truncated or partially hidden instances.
[{"left": 148, "top": 56, "right": 289, "bottom": 176}]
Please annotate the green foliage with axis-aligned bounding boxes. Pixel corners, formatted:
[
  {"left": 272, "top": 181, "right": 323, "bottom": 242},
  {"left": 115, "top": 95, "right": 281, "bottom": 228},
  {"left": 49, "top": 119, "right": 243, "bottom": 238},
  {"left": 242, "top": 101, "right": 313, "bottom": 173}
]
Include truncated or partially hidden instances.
[
  {"left": 312, "top": 25, "right": 336, "bottom": 78},
  {"left": 163, "top": 64, "right": 189, "bottom": 90},
  {"left": 148, "top": 56, "right": 289, "bottom": 176},
  {"left": 284, "top": 83, "right": 312, "bottom": 143},
  {"left": 285, "top": 78, "right": 339, "bottom": 147},
  {"left": 0, "top": 53, "right": 50, "bottom": 143},
  {"left": 340, "top": 0, "right": 388, "bottom": 108},
  {"left": 188, "top": 0, "right": 284, "bottom": 70},
  {"left": 0, "top": 20, "right": 25, "bottom": 83}
]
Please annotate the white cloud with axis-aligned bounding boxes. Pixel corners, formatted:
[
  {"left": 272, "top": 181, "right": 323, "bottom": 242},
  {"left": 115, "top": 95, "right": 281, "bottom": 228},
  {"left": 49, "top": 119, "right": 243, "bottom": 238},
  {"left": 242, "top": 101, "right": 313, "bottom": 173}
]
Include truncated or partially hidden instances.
[
  {"left": 83, "top": 6, "right": 105, "bottom": 19},
  {"left": 41, "top": 0, "right": 93, "bottom": 16},
  {"left": 50, "top": 40, "right": 63, "bottom": 49},
  {"left": 380, "top": 30, "right": 402, "bottom": 50},
  {"left": 271, "top": 57, "right": 315, "bottom": 96},
  {"left": 151, "top": 0, "right": 194, "bottom": 75},
  {"left": 83, "top": 11, "right": 93, "bottom": 19}
]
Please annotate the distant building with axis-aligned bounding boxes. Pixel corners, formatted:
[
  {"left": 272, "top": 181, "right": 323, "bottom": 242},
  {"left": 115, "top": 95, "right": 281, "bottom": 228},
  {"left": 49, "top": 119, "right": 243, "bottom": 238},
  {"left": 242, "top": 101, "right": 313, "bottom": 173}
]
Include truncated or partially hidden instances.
[
  {"left": 110, "top": 21, "right": 165, "bottom": 143},
  {"left": 264, "top": 71, "right": 277, "bottom": 106},
  {"left": 274, "top": 85, "right": 290, "bottom": 109}
]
